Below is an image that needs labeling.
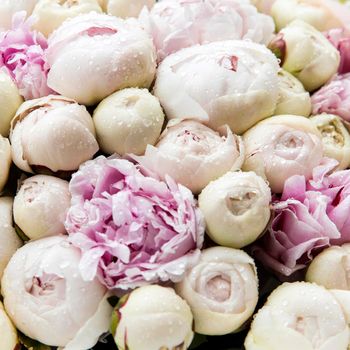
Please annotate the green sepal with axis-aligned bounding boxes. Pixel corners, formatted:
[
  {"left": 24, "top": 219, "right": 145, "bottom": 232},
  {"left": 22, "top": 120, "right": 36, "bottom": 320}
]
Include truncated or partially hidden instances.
[{"left": 110, "top": 294, "right": 130, "bottom": 336}]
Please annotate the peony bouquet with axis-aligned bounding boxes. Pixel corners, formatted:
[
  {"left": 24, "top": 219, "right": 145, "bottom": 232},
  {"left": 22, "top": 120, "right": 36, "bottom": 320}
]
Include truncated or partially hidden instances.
[{"left": 2, "top": 0, "right": 350, "bottom": 349}]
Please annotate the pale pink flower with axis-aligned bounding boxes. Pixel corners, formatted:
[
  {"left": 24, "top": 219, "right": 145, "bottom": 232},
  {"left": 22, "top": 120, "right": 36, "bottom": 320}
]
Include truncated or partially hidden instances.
[
  {"left": 252, "top": 158, "right": 350, "bottom": 277},
  {"left": 312, "top": 73, "right": 350, "bottom": 122},
  {"left": 136, "top": 120, "right": 244, "bottom": 194},
  {"left": 0, "top": 12, "right": 53, "bottom": 100},
  {"left": 65, "top": 156, "right": 205, "bottom": 290},
  {"left": 139, "top": 0, "right": 274, "bottom": 61}
]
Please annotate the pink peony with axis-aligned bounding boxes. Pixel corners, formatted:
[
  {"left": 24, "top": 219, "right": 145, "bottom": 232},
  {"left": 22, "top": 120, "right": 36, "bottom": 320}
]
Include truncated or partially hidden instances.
[
  {"left": 139, "top": 0, "right": 275, "bottom": 61},
  {"left": 65, "top": 156, "right": 205, "bottom": 290},
  {"left": 0, "top": 12, "right": 54, "bottom": 100},
  {"left": 325, "top": 28, "right": 350, "bottom": 74},
  {"left": 312, "top": 73, "right": 350, "bottom": 122},
  {"left": 252, "top": 158, "right": 350, "bottom": 277}
]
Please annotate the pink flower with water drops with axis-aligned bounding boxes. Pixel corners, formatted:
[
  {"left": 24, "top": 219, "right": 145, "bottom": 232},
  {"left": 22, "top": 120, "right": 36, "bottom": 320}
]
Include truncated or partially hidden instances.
[
  {"left": 325, "top": 28, "right": 350, "bottom": 74},
  {"left": 0, "top": 11, "right": 54, "bottom": 100},
  {"left": 139, "top": 0, "right": 274, "bottom": 61},
  {"left": 312, "top": 73, "right": 350, "bottom": 122},
  {"left": 65, "top": 155, "right": 205, "bottom": 290}
]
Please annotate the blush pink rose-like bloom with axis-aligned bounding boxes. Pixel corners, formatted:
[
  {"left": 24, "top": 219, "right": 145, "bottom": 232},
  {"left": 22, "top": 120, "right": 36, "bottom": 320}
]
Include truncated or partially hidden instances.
[
  {"left": 252, "top": 158, "right": 350, "bottom": 277},
  {"left": 325, "top": 28, "right": 350, "bottom": 74},
  {"left": 136, "top": 120, "right": 244, "bottom": 195},
  {"left": 65, "top": 156, "right": 205, "bottom": 290},
  {"left": 139, "top": 0, "right": 275, "bottom": 61},
  {"left": 312, "top": 73, "right": 350, "bottom": 122},
  {"left": 0, "top": 12, "right": 53, "bottom": 100}
]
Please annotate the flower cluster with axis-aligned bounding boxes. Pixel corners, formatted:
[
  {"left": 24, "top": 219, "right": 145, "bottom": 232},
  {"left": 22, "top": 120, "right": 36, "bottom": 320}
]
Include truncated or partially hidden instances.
[{"left": 2, "top": 1, "right": 350, "bottom": 349}]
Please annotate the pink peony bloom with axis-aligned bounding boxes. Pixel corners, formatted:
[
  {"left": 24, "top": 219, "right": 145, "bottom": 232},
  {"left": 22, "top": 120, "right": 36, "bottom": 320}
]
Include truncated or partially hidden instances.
[
  {"left": 312, "top": 73, "right": 350, "bottom": 122},
  {"left": 139, "top": 0, "right": 275, "bottom": 61},
  {"left": 252, "top": 158, "right": 350, "bottom": 277},
  {"left": 0, "top": 12, "right": 54, "bottom": 100},
  {"left": 325, "top": 28, "right": 350, "bottom": 74},
  {"left": 65, "top": 156, "right": 205, "bottom": 290}
]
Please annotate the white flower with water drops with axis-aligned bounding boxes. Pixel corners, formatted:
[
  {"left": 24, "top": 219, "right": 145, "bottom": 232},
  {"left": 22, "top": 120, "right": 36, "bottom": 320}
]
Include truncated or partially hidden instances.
[
  {"left": 175, "top": 247, "right": 259, "bottom": 336},
  {"left": 1, "top": 235, "right": 112, "bottom": 349},
  {"left": 245, "top": 282, "right": 349, "bottom": 350}
]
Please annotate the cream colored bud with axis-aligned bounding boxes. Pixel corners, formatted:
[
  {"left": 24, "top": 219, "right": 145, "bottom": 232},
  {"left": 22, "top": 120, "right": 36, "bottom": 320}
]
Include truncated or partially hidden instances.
[
  {"left": 0, "top": 302, "right": 18, "bottom": 350},
  {"left": 0, "top": 197, "right": 22, "bottom": 280},
  {"left": 113, "top": 285, "right": 194, "bottom": 350},
  {"left": 0, "top": 136, "right": 11, "bottom": 193},
  {"left": 32, "top": 0, "right": 103, "bottom": 37},
  {"left": 0, "top": 72, "right": 23, "bottom": 137},
  {"left": 93, "top": 88, "right": 164, "bottom": 156},
  {"left": 310, "top": 114, "right": 350, "bottom": 170},
  {"left": 13, "top": 175, "right": 71, "bottom": 240},
  {"left": 270, "top": 20, "right": 340, "bottom": 91},
  {"left": 275, "top": 69, "right": 311, "bottom": 117},
  {"left": 199, "top": 171, "right": 271, "bottom": 248}
]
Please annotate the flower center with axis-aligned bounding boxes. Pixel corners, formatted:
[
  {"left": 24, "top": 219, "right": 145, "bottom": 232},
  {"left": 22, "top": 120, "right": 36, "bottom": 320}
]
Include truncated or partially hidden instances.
[
  {"left": 294, "top": 315, "right": 322, "bottom": 348},
  {"left": 318, "top": 122, "right": 344, "bottom": 147},
  {"left": 226, "top": 191, "right": 257, "bottom": 216},
  {"left": 26, "top": 273, "right": 66, "bottom": 306},
  {"left": 206, "top": 275, "right": 231, "bottom": 302}
]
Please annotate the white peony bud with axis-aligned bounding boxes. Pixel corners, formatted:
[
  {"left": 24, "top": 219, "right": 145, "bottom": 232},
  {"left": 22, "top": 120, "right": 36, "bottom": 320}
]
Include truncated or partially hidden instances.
[
  {"left": 0, "top": 302, "right": 18, "bottom": 350},
  {"left": 102, "top": 0, "right": 155, "bottom": 18},
  {"left": 0, "top": 71, "right": 23, "bottom": 137},
  {"left": 199, "top": 171, "right": 271, "bottom": 248},
  {"left": 309, "top": 114, "right": 350, "bottom": 170},
  {"left": 13, "top": 175, "right": 71, "bottom": 240},
  {"left": 0, "top": 197, "right": 22, "bottom": 279},
  {"left": 137, "top": 119, "right": 244, "bottom": 194},
  {"left": 112, "top": 285, "right": 194, "bottom": 350},
  {"left": 175, "top": 247, "right": 259, "bottom": 336},
  {"left": 10, "top": 95, "right": 99, "bottom": 174},
  {"left": 32, "top": 0, "right": 103, "bottom": 37},
  {"left": 275, "top": 69, "right": 311, "bottom": 117},
  {"left": 93, "top": 88, "right": 164, "bottom": 156},
  {"left": 269, "top": 20, "right": 340, "bottom": 92},
  {"left": 46, "top": 13, "right": 156, "bottom": 106},
  {"left": 0, "top": 136, "right": 11, "bottom": 193},
  {"left": 154, "top": 40, "right": 280, "bottom": 135},
  {"left": 306, "top": 244, "right": 350, "bottom": 290},
  {"left": 305, "top": 246, "right": 350, "bottom": 346},
  {"left": 1, "top": 235, "right": 112, "bottom": 349},
  {"left": 243, "top": 115, "right": 323, "bottom": 193},
  {"left": 245, "top": 282, "right": 350, "bottom": 350}
]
